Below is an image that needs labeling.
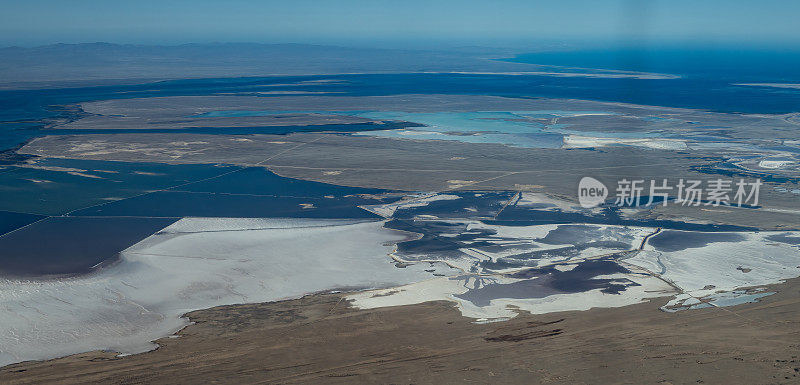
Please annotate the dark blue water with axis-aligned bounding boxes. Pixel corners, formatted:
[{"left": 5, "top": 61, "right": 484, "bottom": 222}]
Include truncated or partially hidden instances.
[
  {"left": 0, "top": 158, "right": 239, "bottom": 215},
  {"left": 177, "top": 166, "right": 387, "bottom": 197},
  {"left": 456, "top": 258, "right": 638, "bottom": 307},
  {"left": 70, "top": 166, "right": 395, "bottom": 219},
  {"left": 647, "top": 230, "right": 746, "bottom": 252},
  {"left": 0, "top": 161, "right": 397, "bottom": 276},
  {"left": 0, "top": 216, "right": 178, "bottom": 277},
  {"left": 70, "top": 191, "right": 385, "bottom": 219},
  {"left": 0, "top": 157, "right": 395, "bottom": 220},
  {"left": 0, "top": 210, "right": 45, "bottom": 235}
]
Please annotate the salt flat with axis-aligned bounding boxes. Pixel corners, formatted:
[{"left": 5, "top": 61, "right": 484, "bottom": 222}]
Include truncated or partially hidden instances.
[
  {"left": 348, "top": 270, "right": 673, "bottom": 321},
  {"left": 0, "top": 218, "right": 438, "bottom": 367},
  {"left": 349, "top": 225, "right": 800, "bottom": 322},
  {"left": 626, "top": 230, "right": 800, "bottom": 310}
]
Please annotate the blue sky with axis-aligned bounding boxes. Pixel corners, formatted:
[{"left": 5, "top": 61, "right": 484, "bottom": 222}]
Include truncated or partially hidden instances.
[{"left": 1, "top": 0, "right": 798, "bottom": 47}]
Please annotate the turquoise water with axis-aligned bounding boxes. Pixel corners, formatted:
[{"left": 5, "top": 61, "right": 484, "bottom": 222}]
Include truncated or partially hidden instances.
[
  {"left": 355, "top": 111, "right": 548, "bottom": 134},
  {"left": 673, "top": 290, "right": 776, "bottom": 311},
  {"left": 709, "top": 291, "right": 775, "bottom": 307},
  {"left": 192, "top": 109, "right": 671, "bottom": 148},
  {"left": 195, "top": 110, "right": 568, "bottom": 148}
]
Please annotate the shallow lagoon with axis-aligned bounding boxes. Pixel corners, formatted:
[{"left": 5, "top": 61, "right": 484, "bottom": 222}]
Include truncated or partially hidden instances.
[{"left": 191, "top": 109, "right": 695, "bottom": 149}]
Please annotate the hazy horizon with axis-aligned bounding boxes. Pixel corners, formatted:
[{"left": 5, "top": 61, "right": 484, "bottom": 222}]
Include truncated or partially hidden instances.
[{"left": 2, "top": 0, "right": 799, "bottom": 48}]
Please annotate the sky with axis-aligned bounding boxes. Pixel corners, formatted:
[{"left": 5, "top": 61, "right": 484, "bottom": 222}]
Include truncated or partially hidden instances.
[{"left": 1, "top": 0, "right": 798, "bottom": 48}]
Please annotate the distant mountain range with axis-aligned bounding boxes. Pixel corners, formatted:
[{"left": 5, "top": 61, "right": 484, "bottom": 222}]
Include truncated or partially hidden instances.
[{"left": 0, "top": 42, "right": 536, "bottom": 89}]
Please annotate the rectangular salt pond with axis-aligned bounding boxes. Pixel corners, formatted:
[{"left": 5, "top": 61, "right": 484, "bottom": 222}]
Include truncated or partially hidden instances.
[
  {"left": 0, "top": 210, "right": 45, "bottom": 236},
  {"left": 70, "top": 190, "right": 386, "bottom": 219},
  {"left": 0, "top": 159, "right": 394, "bottom": 218},
  {"left": 70, "top": 166, "right": 396, "bottom": 219},
  {"left": 0, "top": 216, "right": 178, "bottom": 277},
  {"left": 0, "top": 158, "right": 237, "bottom": 215}
]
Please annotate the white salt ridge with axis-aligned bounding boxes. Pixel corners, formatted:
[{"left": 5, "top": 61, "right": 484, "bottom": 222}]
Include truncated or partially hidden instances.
[
  {"left": 349, "top": 270, "right": 673, "bottom": 322},
  {"left": 515, "top": 192, "right": 601, "bottom": 214},
  {"left": 735, "top": 83, "right": 800, "bottom": 90},
  {"left": 0, "top": 218, "right": 439, "bottom": 367},
  {"left": 563, "top": 135, "right": 689, "bottom": 150},
  {"left": 360, "top": 193, "right": 461, "bottom": 218},
  {"left": 758, "top": 159, "right": 795, "bottom": 169}
]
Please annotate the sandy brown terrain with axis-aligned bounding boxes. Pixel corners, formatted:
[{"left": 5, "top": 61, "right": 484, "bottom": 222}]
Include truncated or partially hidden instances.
[{"left": 4, "top": 278, "right": 800, "bottom": 385}]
